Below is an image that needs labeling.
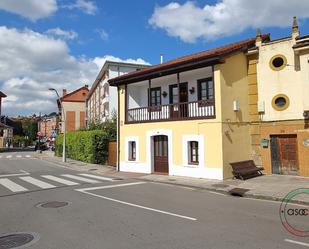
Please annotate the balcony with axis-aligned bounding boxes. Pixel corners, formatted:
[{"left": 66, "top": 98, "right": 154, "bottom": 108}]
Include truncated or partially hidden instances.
[{"left": 126, "top": 100, "right": 215, "bottom": 123}]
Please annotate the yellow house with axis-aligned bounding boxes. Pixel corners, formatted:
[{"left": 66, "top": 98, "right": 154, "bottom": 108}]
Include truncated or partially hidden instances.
[
  {"left": 109, "top": 35, "right": 269, "bottom": 180},
  {"left": 250, "top": 17, "right": 309, "bottom": 177}
]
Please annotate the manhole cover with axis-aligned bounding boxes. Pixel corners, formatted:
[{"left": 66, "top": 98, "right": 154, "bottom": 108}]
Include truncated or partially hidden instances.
[
  {"left": 0, "top": 232, "right": 40, "bottom": 249},
  {"left": 36, "top": 201, "right": 69, "bottom": 208},
  {"left": 229, "top": 188, "right": 250, "bottom": 197},
  {"left": 212, "top": 184, "right": 229, "bottom": 188}
]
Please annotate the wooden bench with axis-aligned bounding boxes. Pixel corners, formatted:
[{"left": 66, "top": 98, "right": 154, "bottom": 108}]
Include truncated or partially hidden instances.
[{"left": 229, "top": 160, "right": 264, "bottom": 180}]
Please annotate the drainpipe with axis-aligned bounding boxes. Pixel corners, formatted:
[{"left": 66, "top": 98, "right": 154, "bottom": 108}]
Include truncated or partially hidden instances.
[{"left": 117, "top": 86, "right": 120, "bottom": 172}]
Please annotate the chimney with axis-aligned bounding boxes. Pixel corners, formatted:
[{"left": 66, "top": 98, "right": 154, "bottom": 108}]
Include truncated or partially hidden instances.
[
  {"left": 62, "top": 89, "right": 67, "bottom": 97},
  {"left": 292, "top": 16, "right": 300, "bottom": 40},
  {"left": 160, "top": 54, "right": 164, "bottom": 64},
  {"left": 255, "top": 28, "right": 262, "bottom": 47}
]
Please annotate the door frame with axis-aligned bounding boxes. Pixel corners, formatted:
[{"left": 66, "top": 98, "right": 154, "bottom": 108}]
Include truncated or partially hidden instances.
[
  {"left": 270, "top": 134, "right": 299, "bottom": 175},
  {"left": 153, "top": 135, "right": 169, "bottom": 174},
  {"left": 147, "top": 129, "right": 173, "bottom": 175},
  {"left": 169, "top": 82, "right": 188, "bottom": 118}
]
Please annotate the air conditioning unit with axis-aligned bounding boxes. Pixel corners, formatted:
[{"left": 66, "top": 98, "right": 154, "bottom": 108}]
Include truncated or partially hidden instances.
[
  {"left": 233, "top": 100, "right": 240, "bottom": 112},
  {"left": 258, "top": 101, "right": 265, "bottom": 113}
]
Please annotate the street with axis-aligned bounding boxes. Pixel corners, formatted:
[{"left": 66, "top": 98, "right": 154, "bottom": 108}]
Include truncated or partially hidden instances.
[{"left": 0, "top": 151, "right": 308, "bottom": 249}]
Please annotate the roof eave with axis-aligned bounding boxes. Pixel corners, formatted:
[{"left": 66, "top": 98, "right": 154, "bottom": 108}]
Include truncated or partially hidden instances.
[{"left": 109, "top": 56, "right": 223, "bottom": 86}]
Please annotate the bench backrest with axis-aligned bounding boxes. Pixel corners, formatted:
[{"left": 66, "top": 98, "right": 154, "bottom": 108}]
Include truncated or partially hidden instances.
[{"left": 230, "top": 160, "right": 256, "bottom": 171}]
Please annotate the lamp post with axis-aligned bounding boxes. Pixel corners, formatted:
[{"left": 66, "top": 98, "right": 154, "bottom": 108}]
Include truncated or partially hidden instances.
[{"left": 49, "top": 88, "right": 66, "bottom": 162}]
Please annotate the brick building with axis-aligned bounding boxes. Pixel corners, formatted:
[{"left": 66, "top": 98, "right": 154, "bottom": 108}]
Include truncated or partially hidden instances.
[
  {"left": 58, "top": 85, "right": 89, "bottom": 132},
  {"left": 38, "top": 112, "right": 59, "bottom": 139}
]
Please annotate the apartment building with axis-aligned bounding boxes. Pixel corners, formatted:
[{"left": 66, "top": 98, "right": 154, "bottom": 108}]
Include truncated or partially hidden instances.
[
  {"left": 251, "top": 17, "right": 309, "bottom": 176},
  {"left": 109, "top": 35, "right": 269, "bottom": 180},
  {"left": 38, "top": 112, "right": 59, "bottom": 139},
  {"left": 58, "top": 86, "right": 89, "bottom": 132},
  {"left": 86, "top": 61, "right": 148, "bottom": 124}
]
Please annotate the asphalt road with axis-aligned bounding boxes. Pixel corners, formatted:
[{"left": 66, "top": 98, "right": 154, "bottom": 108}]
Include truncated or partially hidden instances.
[{"left": 0, "top": 151, "right": 308, "bottom": 249}]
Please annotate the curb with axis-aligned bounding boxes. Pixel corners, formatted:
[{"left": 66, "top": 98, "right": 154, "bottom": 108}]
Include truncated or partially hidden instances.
[
  {"left": 136, "top": 178, "right": 309, "bottom": 206},
  {"left": 34, "top": 154, "right": 309, "bottom": 206}
]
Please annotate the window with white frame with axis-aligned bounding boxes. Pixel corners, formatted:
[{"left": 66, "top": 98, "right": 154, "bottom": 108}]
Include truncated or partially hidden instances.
[
  {"left": 188, "top": 141, "right": 199, "bottom": 165},
  {"left": 128, "top": 141, "right": 136, "bottom": 161}
]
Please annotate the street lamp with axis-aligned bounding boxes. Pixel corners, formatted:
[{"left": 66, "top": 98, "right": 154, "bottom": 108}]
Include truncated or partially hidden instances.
[{"left": 49, "top": 88, "right": 66, "bottom": 162}]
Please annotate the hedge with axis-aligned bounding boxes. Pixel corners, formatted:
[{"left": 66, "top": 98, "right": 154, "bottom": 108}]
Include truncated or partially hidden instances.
[{"left": 55, "top": 130, "right": 110, "bottom": 164}]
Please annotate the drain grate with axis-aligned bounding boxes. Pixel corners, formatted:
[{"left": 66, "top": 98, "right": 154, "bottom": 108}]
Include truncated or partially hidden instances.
[
  {"left": 0, "top": 232, "right": 39, "bottom": 249},
  {"left": 229, "top": 188, "right": 250, "bottom": 197},
  {"left": 37, "top": 201, "right": 69, "bottom": 209},
  {"left": 212, "top": 184, "right": 229, "bottom": 188}
]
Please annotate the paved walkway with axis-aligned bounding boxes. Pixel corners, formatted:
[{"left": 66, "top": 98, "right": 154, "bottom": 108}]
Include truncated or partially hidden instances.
[{"left": 37, "top": 152, "right": 309, "bottom": 205}]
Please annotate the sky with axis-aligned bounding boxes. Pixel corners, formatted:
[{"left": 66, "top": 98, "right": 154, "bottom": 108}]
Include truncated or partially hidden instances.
[{"left": 1, "top": 0, "right": 309, "bottom": 116}]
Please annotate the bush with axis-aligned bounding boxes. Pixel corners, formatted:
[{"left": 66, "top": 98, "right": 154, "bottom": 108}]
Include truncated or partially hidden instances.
[{"left": 55, "top": 130, "right": 110, "bottom": 164}]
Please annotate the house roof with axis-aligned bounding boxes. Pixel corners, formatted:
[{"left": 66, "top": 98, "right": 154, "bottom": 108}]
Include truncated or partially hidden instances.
[
  {"left": 0, "top": 122, "right": 12, "bottom": 129},
  {"left": 87, "top": 60, "right": 149, "bottom": 100},
  {"left": 59, "top": 85, "right": 89, "bottom": 103},
  {"left": 109, "top": 34, "right": 270, "bottom": 86},
  {"left": 0, "top": 91, "right": 7, "bottom": 98}
]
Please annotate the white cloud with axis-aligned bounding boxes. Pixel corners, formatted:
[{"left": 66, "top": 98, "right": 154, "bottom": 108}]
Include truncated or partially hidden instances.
[
  {"left": 63, "top": 0, "right": 97, "bottom": 15},
  {"left": 0, "top": 0, "right": 57, "bottom": 21},
  {"left": 96, "top": 29, "right": 109, "bottom": 41},
  {"left": 0, "top": 26, "right": 149, "bottom": 116},
  {"left": 149, "top": 0, "right": 309, "bottom": 43},
  {"left": 46, "top": 28, "right": 78, "bottom": 40}
]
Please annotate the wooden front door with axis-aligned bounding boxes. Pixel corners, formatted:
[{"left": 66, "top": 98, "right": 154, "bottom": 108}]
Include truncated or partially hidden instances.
[
  {"left": 270, "top": 135, "right": 299, "bottom": 175},
  {"left": 169, "top": 83, "right": 188, "bottom": 119},
  {"left": 153, "top": 135, "right": 169, "bottom": 174}
]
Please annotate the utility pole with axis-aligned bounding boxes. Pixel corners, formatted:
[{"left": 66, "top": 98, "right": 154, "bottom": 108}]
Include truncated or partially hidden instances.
[{"left": 49, "top": 88, "right": 66, "bottom": 162}]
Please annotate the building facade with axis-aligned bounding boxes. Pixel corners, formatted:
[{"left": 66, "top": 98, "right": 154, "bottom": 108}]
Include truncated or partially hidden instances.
[
  {"left": 0, "top": 91, "right": 13, "bottom": 148},
  {"left": 86, "top": 61, "right": 148, "bottom": 124},
  {"left": 58, "top": 86, "right": 89, "bottom": 132},
  {"left": 109, "top": 36, "right": 269, "bottom": 180},
  {"left": 252, "top": 17, "right": 309, "bottom": 177},
  {"left": 38, "top": 113, "right": 59, "bottom": 139}
]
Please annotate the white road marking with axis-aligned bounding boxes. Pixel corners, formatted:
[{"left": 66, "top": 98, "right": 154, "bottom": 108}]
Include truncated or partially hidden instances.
[
  {"left": 285, "top": 239, "right": 309, "bottom": 247},
  {"left": 77, "top": 181, "right": 146, "bottom": 192},
  {"left": 25, "top": 155, "right": 31, "bottom": 158},
  {"left": 76, "top": 182, "right": 197, "bottom": 221},
  {"left": 0, "top": 155, "right": 2, "bottom": 158},
  {"left": 6, "top": 155, "right": 12, "bottom": 158},
  {"left": 16, "top": 155, "right": 22, "bottom": 158},
  {"left": 62, "top": 174, "right": 100, "bottom": 183},
  {"left": 0, "top": 171, "right": 30, "bottom": 178},
  {"left": 0, "top": 178, "right": 28, "bottom": 192},
  {"left": 19, "top": 176, "right": 56, "bottom": 189},
  {"left": 41, "top": 175, "right": 79, "bottom": 186},
  {"left": 79, "top": 173, "right": 114, "bottom": 182},
  {"left": 208, "top": 191, "right": 226, "bottom": 196}
]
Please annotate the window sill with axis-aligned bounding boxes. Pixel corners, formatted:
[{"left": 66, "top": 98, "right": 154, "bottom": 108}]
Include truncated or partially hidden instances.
[{"left": 184, "top": 164, "right": 199, "bottom": 168}]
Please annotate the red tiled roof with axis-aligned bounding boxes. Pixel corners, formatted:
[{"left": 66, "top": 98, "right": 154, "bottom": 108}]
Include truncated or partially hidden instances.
[
  {"left": 109, "top": 34, "right": 269, "bottom": 86},
  {"left": 59, "top": 86, "right": 89, "bottom": 102}
]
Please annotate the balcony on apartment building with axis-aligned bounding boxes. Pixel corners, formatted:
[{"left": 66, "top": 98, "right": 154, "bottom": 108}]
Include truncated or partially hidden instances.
[{"left": 125, "top": 67, "right": 216, "bottom": 124}]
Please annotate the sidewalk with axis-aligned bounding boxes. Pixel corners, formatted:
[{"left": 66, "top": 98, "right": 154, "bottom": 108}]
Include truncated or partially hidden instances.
[{"left": 37, "top": 151, "right": 309, "bottom": 205}]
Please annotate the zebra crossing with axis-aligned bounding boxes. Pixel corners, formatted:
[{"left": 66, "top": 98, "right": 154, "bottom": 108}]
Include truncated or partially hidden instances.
[
  {"left": 0, "top": 173, "right": 115, "bottom": 194},
  {"left": 0, "top": 154, "right": 34, "bottom": 159}
]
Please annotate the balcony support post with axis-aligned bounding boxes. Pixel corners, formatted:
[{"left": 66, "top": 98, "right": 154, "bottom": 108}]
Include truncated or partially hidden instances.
[
  {"left": 148, "top": 79, "right": 152, "bottom": 121},
  {"left": 177, "top": 73, "right": 180, "bottom": 118}
]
